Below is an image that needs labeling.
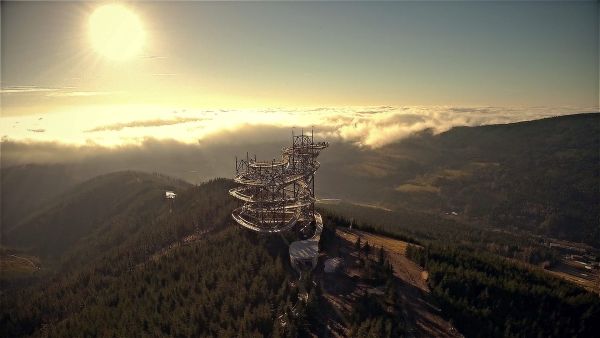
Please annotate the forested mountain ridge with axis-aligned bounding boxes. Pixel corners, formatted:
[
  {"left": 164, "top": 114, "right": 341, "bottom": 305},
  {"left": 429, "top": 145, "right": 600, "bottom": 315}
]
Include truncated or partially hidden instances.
[
  {"left": 0, "top": 178, "right": 256, "bottom": 337},
  {"left": 320, "top": 113, "right": 600, "bottom": 247},
  {"left": 3, "top": 114, "right": 597, "bottom": 247},
  {"left": 1, "top": 172, "right": 598, "bottom": 337},
  {"left": 0, "top": 163, "right": 93, "bottom": 234},
  {"left": 4, "top": 171, "right": 191, "bottom": 259},
  {"left": 406, "top": 244, "right": 600, "bottom": 337}
]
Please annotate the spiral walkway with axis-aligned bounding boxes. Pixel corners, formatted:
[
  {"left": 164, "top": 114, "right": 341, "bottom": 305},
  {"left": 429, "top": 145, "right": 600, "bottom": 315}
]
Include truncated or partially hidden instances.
[{"left": 229, "top": 132, "right": 328, "bottom": 270}]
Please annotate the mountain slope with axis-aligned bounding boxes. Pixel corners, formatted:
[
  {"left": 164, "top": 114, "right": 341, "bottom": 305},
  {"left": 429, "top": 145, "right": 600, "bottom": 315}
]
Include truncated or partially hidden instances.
[
  {"left": 319, "top": 113, "right": 600, "bottom": 247},
  {"left": 0, "top": 164, "right": 96, "bottom": 233},
  {"left": 8, "top": 229, "right": 293, "bottom": 337},
  {"left": 0, "top": 178, "right": 287, "bottom": 336},
  {"left": 1, "top": 174, "right": 598, "bottom": 338},
  {"left": 5, "top": 171, "right": 191, "bottom": 258},
  {"left": 3, "top": 114, "right": 596, "bottom": 246}
]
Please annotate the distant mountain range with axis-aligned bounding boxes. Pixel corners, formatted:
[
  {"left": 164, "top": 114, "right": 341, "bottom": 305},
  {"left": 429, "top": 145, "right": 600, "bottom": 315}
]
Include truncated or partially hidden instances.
[
  {"left": 2, "top": 113, "right": 598, "bottom": 247},
  {"left": 3, "top": 172, "right": 190, "bottom": 263},
  {"left": 319, "top": 113, "right": 600, "bottom": 246}
]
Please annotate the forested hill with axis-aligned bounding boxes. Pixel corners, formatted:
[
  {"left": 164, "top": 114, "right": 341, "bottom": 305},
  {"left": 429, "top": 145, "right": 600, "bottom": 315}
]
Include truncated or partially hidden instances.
[
  {"left": 1, "top": 171, "right": 599, "bottom": 337},
  {"left": 1, "top": 173, "right": 326, "bottom": 337},
  {"left": 0, "top": 164, "right": 94, "bottom": 234},
  {"left": 319, "top": 113, "right": 600, "bottom": 247},
  {"left": 4, "top": 171, "right": 191, "bottom": 260},
  {"left": 0, "top": 177, "right": 257, "bottom": 337}
]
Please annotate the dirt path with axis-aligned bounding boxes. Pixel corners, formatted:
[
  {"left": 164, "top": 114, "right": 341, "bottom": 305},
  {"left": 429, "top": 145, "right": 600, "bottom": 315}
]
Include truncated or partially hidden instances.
[
  {"left": 336, "top": 228, "right": 462, "bottom": 338},
  {"left": 136, "top": 227, "right": 215, "bottom": 270},
  {"left": 546, "top": 261, "right": 600, "bottom": 295},
  {"left": 8, "top": 254, "right": 40, "bottom": 270}
]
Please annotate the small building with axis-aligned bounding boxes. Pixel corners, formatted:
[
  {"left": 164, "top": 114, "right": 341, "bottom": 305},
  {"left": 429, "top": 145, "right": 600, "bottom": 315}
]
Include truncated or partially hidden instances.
[
  {"left": 367, "top": 286, "right": 385, "bottom": 296},
  {"left": 324, "top": 257, "right": 344, "bottom": 273},
  {"left": 165, "top": 191, "right": 176, "bottom": 199},
  {"left": 289, "top": 239, "right": 319, "bottom": 271}
]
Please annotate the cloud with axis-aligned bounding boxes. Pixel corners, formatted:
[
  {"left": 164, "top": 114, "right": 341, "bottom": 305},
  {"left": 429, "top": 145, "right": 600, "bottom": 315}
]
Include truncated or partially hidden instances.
[
  {"left": 2, "top": 103, "right": 591, "bottom": 149},
  {"left": 449, "top": 107, "right": 493, "bottom": 114},
  {"left": 0, "top": 135, "right": 359, "bottom": 188},
  {"left": 306, "top": 106, "right": 594, "bottom": 148},
  {"left": 46, "top": 91, "right": 114, "bottom": 98},
  {"left": 27, "top": 129, "right": 45, "bottom": 133},
  {"left": 84, "top": 105, "right": 588, "bottom": 148},
  {"left": 0, "top": 138, "right": 265, "bottom": 184},
  {"left": 85, "top": 117, "right": 209, "bottom": 132},
  {"left": 192, "top": 106, "right": 591, "bottom": 150},
  {"left": 204, "top": 105, "right": 582, "bottom": 148},
  {"left": 198, "top": 124, "right": 297, "bottom": 146},
  {"left": 1, "top": 85, "right": 114, "bottom": 98},
  {"left": 141, "top": 55, "right": 167, "bottom": 59},
  {"left": 1, "top": 85, "right": 62, "bottom": 94},
  {"left": 1, "top": 110, "right": 596, "bottom": 188}
]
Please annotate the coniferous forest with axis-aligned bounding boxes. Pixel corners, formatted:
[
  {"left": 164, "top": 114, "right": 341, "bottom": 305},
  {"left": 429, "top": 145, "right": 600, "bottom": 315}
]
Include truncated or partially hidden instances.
[
  {"left": 406, "top": 245, "right": 600, "bottom": 337},
  {"left": 1, "top": 174, "right": 599, "bottom": 337},
  {"left": 2, "top": 1, "right": 599, "bottom": 337},
  {"left": 1, "top": 177, "right": 309, "bottom": 337}
]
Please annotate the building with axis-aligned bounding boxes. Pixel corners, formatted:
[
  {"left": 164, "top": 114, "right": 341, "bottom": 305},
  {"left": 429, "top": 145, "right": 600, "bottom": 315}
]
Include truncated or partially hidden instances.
[{"left": 324, "top": 257, "right": 344, "bottom": 273}]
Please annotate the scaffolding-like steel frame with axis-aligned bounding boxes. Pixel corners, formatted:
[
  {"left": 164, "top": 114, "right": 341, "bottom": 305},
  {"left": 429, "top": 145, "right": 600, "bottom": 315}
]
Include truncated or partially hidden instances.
[{"left": 230, "top": 131, "right": 328, "bottom": 270}]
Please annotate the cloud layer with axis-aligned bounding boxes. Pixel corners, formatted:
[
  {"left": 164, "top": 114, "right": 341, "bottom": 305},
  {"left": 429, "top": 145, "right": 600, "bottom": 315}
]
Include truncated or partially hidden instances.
[
  {"left": 1, "top": 105, "right": 594, "bottom": 148},
  {"left": 86, "top": 117, "right": 209, "bottom": 132},
  {"left": 275, "top": 106, "right": 594, "bottom": 147},
  {"left": 1, "top": 111, "right": 596, "bottom": 187},
  {"left": 1, "top": 85, "right": 115, "bottom": 98}
]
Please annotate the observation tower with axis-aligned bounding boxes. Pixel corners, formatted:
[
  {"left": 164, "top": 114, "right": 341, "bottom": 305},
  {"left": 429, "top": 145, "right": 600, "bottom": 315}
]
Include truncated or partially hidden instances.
[{"left": 230, "top": 131, "right": 328, "bottom": 271}]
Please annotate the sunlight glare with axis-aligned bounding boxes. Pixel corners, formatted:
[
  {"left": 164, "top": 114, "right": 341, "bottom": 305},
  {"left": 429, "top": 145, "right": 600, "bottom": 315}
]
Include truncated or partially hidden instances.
[{"left": 89, "top": 4, "right": 145, "bottom": 61}]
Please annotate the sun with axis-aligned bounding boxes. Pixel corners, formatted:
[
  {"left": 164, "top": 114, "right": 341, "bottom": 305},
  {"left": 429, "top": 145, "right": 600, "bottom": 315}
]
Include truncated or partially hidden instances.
[{"left": 89, "top": 4, "right": 145, "bottom": 61}]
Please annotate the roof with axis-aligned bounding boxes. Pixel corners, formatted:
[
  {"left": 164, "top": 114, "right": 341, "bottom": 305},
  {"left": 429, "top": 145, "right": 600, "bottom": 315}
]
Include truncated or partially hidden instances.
[
  {"left": 289, "top": 239, "right": 319, "bottom": 260},
  {"left": 324, "top": 257, "right": 343, "bottom": 272}
]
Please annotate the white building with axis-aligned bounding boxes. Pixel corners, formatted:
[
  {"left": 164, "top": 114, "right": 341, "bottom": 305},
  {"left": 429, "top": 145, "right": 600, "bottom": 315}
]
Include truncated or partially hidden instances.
[
  {"left": 289, "top": 238, "right": 320, "bottom": 270},
  {"left": 324, "top": 257, "right": 343, "bottom": 273},
  {"left": 289, "top": 213, "right": 324, "bottom": 272}
]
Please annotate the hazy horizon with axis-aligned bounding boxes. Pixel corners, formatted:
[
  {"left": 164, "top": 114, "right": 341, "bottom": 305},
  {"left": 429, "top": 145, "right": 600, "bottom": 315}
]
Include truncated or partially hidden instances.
[{"left": 1, "top": 1, "right": 598, "bottom": 148}]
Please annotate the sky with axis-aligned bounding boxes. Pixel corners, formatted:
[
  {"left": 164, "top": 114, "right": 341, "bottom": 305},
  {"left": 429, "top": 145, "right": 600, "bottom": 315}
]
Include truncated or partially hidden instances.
[{"left": 1, "top": 0, "right": 598, "bottom": 148}]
